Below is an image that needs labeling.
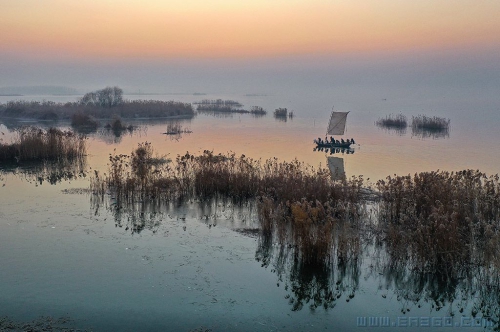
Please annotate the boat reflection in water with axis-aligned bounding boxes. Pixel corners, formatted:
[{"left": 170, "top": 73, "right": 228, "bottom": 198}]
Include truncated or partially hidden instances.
[
  {"left": 327, "top": 156, "right": 345, "bottom": 181},
  {"left": 314, "top": 146, "right": 354, "bottom": 155}
]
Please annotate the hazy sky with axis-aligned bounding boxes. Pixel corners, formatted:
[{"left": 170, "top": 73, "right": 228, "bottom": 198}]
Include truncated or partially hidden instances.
[{"left": 1, "top": 0, "right": 500, "bottom": 92}]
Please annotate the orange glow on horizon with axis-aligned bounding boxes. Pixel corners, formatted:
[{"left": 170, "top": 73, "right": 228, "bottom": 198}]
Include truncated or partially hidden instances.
[{"left": 1, "top": 0, "right": 500, "bottom": 60}]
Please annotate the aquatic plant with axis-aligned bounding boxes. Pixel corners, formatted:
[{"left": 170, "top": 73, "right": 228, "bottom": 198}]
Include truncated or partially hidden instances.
[
  {"left": 375, "top": 113, "right": 407, "bottom": 129},
  {"left": 250, "top": 106, "right": 266, "bottom": 116},
  {"left": 91, "top": 144, "right": 366, "bottom": 269},
  {"left": 163, "top": 122, "right": 191, "bottom": 135},
  {"left": 274, "top": 108, "right": 288, "bottom": 117},
  {"left": 71, "top": 112, "right": 99, "bottom": 129},
  {"left": 91, "top": 145, "right": 366, "bottom": 210},
  {"left": 411, "top": 115, "right": 450, "bottom": 138},
  {"left": 0, "top": 88, "right": 194, "bottom": 120},
  {"left": 376, "top": 170, "right": 500, "bottom": 276},
  {"left": 195, "top": 99, "right": 246, "bottom": 113},
  {"left": 256, "top": 196, "right": 363, "bottom": 311},
  {"left": 0, "top": 126, "right": 86, "bottom": 163}
]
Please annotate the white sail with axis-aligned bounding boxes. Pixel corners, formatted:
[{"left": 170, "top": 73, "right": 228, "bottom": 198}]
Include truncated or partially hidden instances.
[
  {"left": 327, "top": 111, "right": 349, "bottom": 136},
  {"left": 327, "top": 156, "right": 345, "bottom": 180}
]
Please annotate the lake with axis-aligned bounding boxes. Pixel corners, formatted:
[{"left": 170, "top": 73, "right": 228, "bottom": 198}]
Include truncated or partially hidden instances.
[{"left": 1, "top": 88, "right": 499, "bottom": 331}]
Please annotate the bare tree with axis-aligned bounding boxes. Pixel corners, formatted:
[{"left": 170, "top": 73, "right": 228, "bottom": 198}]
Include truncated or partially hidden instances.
[{"left": 80, "top": 86, "right": 123, "bottom": 108}]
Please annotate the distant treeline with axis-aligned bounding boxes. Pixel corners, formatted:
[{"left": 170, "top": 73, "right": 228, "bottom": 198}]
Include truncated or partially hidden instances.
[{"left": 0, "top": 86, "right": 194, "bottom": 120}]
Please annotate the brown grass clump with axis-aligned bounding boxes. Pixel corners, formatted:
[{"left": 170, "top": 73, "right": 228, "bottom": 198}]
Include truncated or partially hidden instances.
[{"left": 0, "top": 126, "right": 86, "bottom": 163}]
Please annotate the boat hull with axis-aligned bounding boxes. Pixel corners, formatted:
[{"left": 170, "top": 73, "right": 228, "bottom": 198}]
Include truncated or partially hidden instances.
[{"left": 314, "top": 139, "right": 352, "bottom": 148}]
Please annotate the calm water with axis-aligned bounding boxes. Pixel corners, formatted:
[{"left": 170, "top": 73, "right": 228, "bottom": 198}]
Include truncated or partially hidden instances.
[{"left": 1, "top": 90, "right": 499, "bottom": 331}]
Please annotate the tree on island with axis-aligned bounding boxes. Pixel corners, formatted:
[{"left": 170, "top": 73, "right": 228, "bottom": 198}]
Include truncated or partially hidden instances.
[{"left": 80, "top": 86, "right": 123, "bottom": 108}]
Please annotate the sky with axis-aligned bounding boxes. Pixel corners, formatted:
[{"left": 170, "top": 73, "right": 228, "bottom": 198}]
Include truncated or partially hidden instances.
[{"left": 1, "top": 0, "right": 500, "bottom": 92}]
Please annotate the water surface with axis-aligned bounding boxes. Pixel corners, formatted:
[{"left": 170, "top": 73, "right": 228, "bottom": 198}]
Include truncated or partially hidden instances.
[{"left": 1, "top": 90, "right": 498, "bottom": 331}]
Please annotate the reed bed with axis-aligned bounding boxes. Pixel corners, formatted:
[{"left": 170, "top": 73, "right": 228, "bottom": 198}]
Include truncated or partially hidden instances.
[
  {"left": 376, "top": 170, "right": 500, "bottom": 277},
  {"left": 0, "top": 127, "right": 86, "bottom": 163},
  {"left": 250, "top": 106, "right": 267, "bottom": 116},
  {"left": 0, "top": 99, "right": 194, "bottom": 120},
  {"left": 163, "top": 122, "right": 192, "bottom": 135},
  {"left": 194, "top": 99, "right": 242, "bottom": 107},
  {"left": 376, "top": 113, "right": 407, "bottom": 129},
  {"left": 91, "top": 144, "right": 366, "bottom": 267},
  {"left": 274, "top": 108, "right": 288, "bottom": 117},
  {"left": 89, "top": 143, "right": 500, "bottom": 318},
  {"left": 195, "top": 99, "right": 247, "bottom": 113},
  {"left": 411, "top": 115, "right": 450, "bottom": 138}
]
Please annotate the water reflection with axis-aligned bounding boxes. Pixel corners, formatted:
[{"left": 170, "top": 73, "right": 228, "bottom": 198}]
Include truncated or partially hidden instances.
[
  {"left": 91, "top": 195, "right": 258, "bottom": 235},
  {"left": 94, "top": 127, "right": 141, "bottom": 144},
  {"left": 0, "top": 158, "right": 87, "bottom": 185},
  {"left": 327, "top": 156, "right": 345, "bottom": 181},
  {"left": 0, "top": 118, "right": 59, "bottom": 131},
  {"left": 255, "top": 221, "right": 361, "bottom": 311},
  {"left": 411, "top": 126, "right": 450, "bottom": 139},
  {"left": 88, "top": 189, "right": 499, "bottom": 328},
  {"left": 375, "top": 122, "right": 408, "bottom": 136},
  {"left": 368, "top": 242, "right": 499, "bottom": 326},
  {"left": 313, "top": 146, "right": 354, "bottom": 155}
]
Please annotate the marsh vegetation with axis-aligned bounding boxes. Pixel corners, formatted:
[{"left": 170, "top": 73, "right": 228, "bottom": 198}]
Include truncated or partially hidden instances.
[
  {"left": 411, "top": 115, "right": 450, "bottom": 138},
  {"left": 274, "top": 108, "right": 288, "bottom": 117},
  {"left": 163, "top": 121, "right": 192, "bottom": 135},
  {"left": 88, "top": 142, "right": 500, "bottom": 322},
  {"left": 376, "top": 113, "right": 450, "bottom": 138},
  {"left": 375, "top": 114, "right": 408, "bottom": 136},
  {"left": 376, "top": 113, "right": 408, "bottom": 128},
  {"left": 250, "top": 106, "right": 267, "bottom": 116},
  {"left": 0, "top": 86, "right": 195, "bottom": 121},
  {"left": 0, "top": 126, "right": 86, "bottom": 163},
  {"left": 194, "top": 99, "right": 248, "bottom": 113}
]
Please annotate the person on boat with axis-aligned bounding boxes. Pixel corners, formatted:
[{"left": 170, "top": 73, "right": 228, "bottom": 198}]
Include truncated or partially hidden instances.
[
  {"left": 336, "top": 140, "right": 340, "bottom": 144},
  {"left": 341, "top": 138, "right": 345, "bottom": 144},
  {"left": 330, "top": 136, "right": 335, "bottom": 143},
  {"left": 351, "top": 138, "right": 355, "bottom": 144}
]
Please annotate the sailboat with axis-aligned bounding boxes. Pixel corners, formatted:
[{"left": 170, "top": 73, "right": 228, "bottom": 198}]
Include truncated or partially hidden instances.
[{"left": 314, "top": 111, "right": 355, "bottom": 148}]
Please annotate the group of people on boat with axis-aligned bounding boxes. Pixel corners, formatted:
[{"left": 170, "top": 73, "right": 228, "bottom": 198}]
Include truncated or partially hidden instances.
[{"left": 316, "top": 136, "right": 355, "bottom": 145}]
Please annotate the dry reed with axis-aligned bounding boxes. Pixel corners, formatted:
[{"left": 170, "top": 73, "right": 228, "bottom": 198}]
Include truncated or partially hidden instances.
[
  {"left": 376, "top": 170, "right": 500, "bottom": 277},
  {"left": 0, "top": 126, "right": 86, "bottom": 163},
  {"left": 376, "top": 114, "right": 408, "bottom": 129}
]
